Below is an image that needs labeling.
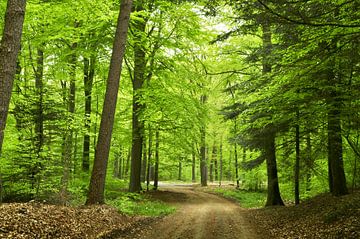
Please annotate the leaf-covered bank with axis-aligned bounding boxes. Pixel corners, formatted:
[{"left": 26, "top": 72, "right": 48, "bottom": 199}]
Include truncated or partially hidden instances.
[{"left": 245, "top": 190, "right": 360, "bottom": 239}]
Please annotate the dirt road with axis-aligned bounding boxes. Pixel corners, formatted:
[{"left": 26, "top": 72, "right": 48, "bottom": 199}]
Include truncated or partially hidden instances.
[{"left": 120, "top": 186, "right": 268, "bottom": 239}]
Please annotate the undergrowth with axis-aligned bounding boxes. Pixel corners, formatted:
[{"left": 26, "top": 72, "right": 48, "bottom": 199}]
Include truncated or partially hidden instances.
[
  {"left": 108, "top": 193, "right": 176, "bottom": 216},
  {"left": 213, "top": 188, "right": 267, "bottom": 208},
  {"left": 69, "top": 177, "right": 175, "bottom": 217}
]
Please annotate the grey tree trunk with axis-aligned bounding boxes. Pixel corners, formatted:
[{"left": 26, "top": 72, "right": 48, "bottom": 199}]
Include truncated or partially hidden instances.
[
  {"left": 153, "top": 130, "right": 159, "bottom": 190},
  {"left": 86, "top": 0, "right": 133, "bottom": 204},
  {"left": 234, "top": 120, "right": 239, "bottom": 189},
  {"left": 82, "top": 55, "right": 95, "bottom": 172},
  {"left": 60, "top": 41, "right": 77, "bottom": 201},
  {"left": 0, "top": 0, "right": 26, "bottom": 203},
  {"left": 200, "top": 95, "right": 207, "bottom": 186},
  {"left": 146, "top": 128, "right": 152, "bottom": 190},
  {"left": 0, "top": 0, "right": 26, "bottom": 154}
]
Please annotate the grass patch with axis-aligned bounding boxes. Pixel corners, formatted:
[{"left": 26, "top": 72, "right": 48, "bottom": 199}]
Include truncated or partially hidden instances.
[
  {"left": 108, "top": 193, "right": 176, "bottom": 217},
  {"left": 213, "top": 188, "right": 266, "bottom": 208}
]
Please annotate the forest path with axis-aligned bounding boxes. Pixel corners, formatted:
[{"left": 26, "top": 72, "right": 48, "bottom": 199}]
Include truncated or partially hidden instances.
[{"left": 120, "top": 185, "right": 267, "bottom": 239}]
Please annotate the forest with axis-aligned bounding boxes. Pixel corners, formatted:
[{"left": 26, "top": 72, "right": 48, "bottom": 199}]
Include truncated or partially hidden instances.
[{"left": 0, "top": 0, "right": 360, "bottom": 238}]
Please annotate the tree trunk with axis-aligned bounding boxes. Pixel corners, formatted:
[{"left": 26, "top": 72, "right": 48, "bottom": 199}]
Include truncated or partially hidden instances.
[
  {"left": 327, "top": 101, "right": 348, "bottom": 196},
  {"left": 305, "top": 133, "right": 312, "bottom": 192},
  {"left": 228, "top": 150, "right": 232, "bottom": 181},
  {"left": 262, "top": 21, "right": 284, "bottom": 207},
  {"left": 214, "top": 145, "right": 218, "bottom": 182},
  {"left": 125, "top": 147, "right": 131, "bottom": 178},
  {"left": 219, "top": 140, "right": 223, "bottom": 186},
  {"left": 295, "top": 111, "right": 300, "bottom": 205},
  {"left": 129, "top": 4, "right": 147, "bottom": 192},
  {"left": 34, "top": 47, "right": 44, "bottom": 158},
  {"left": 153, "top": 130, "right": 159, "bottom": 190},
  {"left": 113, "top": 158, "right": 119, "bottom": 178},
  {"left": 147, "top": 128, "right": 153, "bottom": 190},
  {"left": 86, "top": 0, "right": 132, "bottom": 204},
  {"left": 0, "top": 0, "right": 26, "bottom": 154},
  {"left": 200, "top": 95, "right": 207, "bottom": 186},
  {"left": 60, "top": 40, "right": 77, "bottom": 200},
  {"left": 265, "top": 132, "right": 284, "bottom": 206},
  {"left": 192, "top": 148, "right": 196, "bottom": 182},
  {"left": 82, "top": 55, "right": 95, "bottom": 172},
  {"left": 178, "top": 160, "right": 182, "bottom": 181},
  {"left": 209, "top": 154, "right": 214, "bottom": 183},
  {"left": 141, "top": 141, "right": 147, "bottom": 183},
  {"left": 234, "top": 120, "right": 239, "bottom": 189}
]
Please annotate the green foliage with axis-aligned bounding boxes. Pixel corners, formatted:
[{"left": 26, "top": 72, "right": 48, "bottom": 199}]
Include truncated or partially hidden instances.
[
  {"left": 108, "top": 193, "right": 176, "bottom": 216},
  {"left": 214, "top": 187, "right": 266, "bottom": 208}
]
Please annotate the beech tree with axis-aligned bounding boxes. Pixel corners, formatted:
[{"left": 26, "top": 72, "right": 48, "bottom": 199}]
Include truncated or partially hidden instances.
[
  {"left": 0, "top": 0, "right": 26, "bottom": 154},
  {"left": 86, "top": 0, "right": 133, "bottom": 205}
]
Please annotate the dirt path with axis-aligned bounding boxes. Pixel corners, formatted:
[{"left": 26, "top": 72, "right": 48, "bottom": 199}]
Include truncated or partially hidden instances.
[{"left": 119, "top": 186, "right": 268, "bottom": 239}]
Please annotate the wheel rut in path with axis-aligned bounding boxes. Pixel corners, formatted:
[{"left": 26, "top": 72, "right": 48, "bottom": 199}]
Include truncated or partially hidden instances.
[{"left": 119, "top": 186, "right": 268, "bottom": 239}]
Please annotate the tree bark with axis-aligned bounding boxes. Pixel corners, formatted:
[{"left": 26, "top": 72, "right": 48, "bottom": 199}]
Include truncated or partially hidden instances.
[
  {"left": 141, "top": 140, "right": 147, "bottom": 183},
  {"left": 146, "top": 128, "right": 152, "bottom": 190},
  {"left": 153, "top": 130, "right": 159, "bottom": 190},
  {"left": 234, "top": 120, "right": 240, "bottom": 189},
  {"left": 209, "top": 153, "right": 214, "bottom": 182},
  {"left": 327, "top": 100, "right": 348, "bottom": 196},
  {"left": 0, "top": 0, "right": 26, "bottom": 154},
  {"left": 262, "top": 21, "right": 284, "bottom": 207},
  {"left": 265, "top": 132, "right": 285, "bottom": 206},
  {"left": 295, "top": 110, "right": 300, "bottom": 205},
  {"left": 61, "top": 41, "right": 77, "bottom": 200},
  {"left": 86, "top": 0, "right": 133, "bottom": 204},
  {"left": 192, "top": 148, "right": 196, "bottom": 182},
  {"left": 178, "top": 160, "right": 182, "bottom": 181},
  {"left": 129, "top": 4, "right": 147, "bottom": 192},
  {"left": 305, "top": 132, "right": 312, "bottom": 192},
  {"left": 82, "top": 55, "right": 95, "bottom": 172},
  {"left": 200, "top": 95, "right": 207, "bottom": 186},
  {"left": 219, "top": 139, "right": 223, "bottom": 186},
  {"left": 34, "top": 47, "right": 44, "bottom": 158}
]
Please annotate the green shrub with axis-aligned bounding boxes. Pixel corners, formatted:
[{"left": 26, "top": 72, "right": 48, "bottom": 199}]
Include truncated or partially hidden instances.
[{"left": 108, "top": 193, "right": 176, "bottom": 216}]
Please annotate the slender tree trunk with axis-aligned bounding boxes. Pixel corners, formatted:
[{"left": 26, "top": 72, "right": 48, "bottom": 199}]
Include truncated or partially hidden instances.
[
  {"left": 234, "top": 120, "right": 240, "bottom": 189},
  {"left": 219, "top": 139, "right": 223, "bottom": 186},
  {"left": 146, "top": 128, "right": 152, "bottom": 190},
  {"left": 228, "top": 150, "right": 232, "bottom": 181},
  {"left": 234, "top": 142, "right": 239, "bottom": 189},
  {"left": 82, "top": 55, "right": 95, "bottom": 172},
  {"left": 214, "top": 145, "right": 218, "bottom": 182},
  {"left": 86, "top": 0, "right": 133, "bottom": 204},
  {"left": 295, "top": 110, "right": 300, "bottom": 205},
  {"left": 113, "top": 158, "right": 119, "bottom": 178},
  {"left": 200, "top": 95, "right": 207, "bottom": 186},
  {"left": 0, "top": 0, "right": 26, "bottom": 154},
  {"left": 209, "top": 154, "right": 214, "bottom": 183},
  {"left": 129, "top": 5, "right": 147, "bottom": 192},
  {"left": 153, "top": 130, "right": 159, "bottom": 190},
  {"left": 262, "top": 21, "right": 284, "bottom": 207},
  {"left": 305, "top": 132, "right": 312, "bottom": 192},
  {"left": 34, "top": 47, "right": 44, "bottom": 159},
  {"left": 61, "top": 40, "right": 77, "bottom": 200},
  {"left": 141, "top": 141, "right": 147, "bottom": 183},
  {"left": 192, "top": 148, "right": 196, "bottom": 183},
  {"left": 178, "top": 159, "right": 182, "bottom": 181},
  {"left": 125, "top": 147, "right": 131, "bottom": 178}
]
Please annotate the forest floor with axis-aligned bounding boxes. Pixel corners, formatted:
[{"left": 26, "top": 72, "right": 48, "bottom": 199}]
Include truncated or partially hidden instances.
[{"left": 0, "top": 185, "right": 359, "bottom": 238}]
